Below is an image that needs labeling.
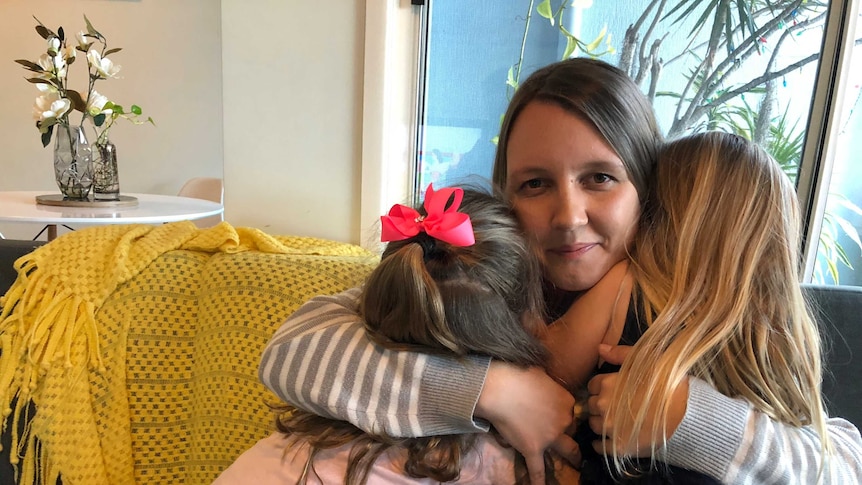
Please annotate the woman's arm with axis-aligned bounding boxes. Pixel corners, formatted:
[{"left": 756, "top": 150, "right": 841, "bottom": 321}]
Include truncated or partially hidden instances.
[
  {"left": 258, "top": 287, "right": 489, "bottom": 437},
  {"left": 664, "top": 378, "right": 862, "bottom": 484},
  {"left": 259, "top": 287, "right": 580, "bottom": 484}
]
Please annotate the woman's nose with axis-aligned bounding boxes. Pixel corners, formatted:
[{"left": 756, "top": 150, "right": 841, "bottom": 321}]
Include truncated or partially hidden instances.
[{"left": 552, "top": 186, "right": 588, "bottom": 230}]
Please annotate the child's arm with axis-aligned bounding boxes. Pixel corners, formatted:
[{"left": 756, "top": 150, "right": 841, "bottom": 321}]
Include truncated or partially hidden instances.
[
  {"left": 665, "top": 378, "right": 862, "bottom": 484},
  {"left": 542, "top": 260, "right": 633, "bottom": 390}
]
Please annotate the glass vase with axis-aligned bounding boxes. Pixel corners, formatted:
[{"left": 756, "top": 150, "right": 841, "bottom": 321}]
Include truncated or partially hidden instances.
[
  {"left": 92, "top": 139, "right": 120, "bottom": 200},
  {"left": 53, "top": 124, "right": 93, "bottom": 200}
]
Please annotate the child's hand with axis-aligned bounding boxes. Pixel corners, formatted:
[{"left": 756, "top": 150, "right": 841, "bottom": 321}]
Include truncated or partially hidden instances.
[
  {"left": 477, "top": 361, "right": 581, "bottom": 484},
  {"left": 586, "top": 344, "right": 689, "bottom": 457}
]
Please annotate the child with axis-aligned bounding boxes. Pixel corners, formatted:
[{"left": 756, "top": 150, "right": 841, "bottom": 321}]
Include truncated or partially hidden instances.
[
  {"left": 214, "top": 185, "right": 576, "bottom": 484},
  {"left": 549, "top": 131, "right": 842, "bottom": 482}
]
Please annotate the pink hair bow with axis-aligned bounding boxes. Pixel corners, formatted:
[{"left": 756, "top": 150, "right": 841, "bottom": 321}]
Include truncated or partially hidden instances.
[{"left": 380, "top": 184, "right": 475, "bottom": 247}]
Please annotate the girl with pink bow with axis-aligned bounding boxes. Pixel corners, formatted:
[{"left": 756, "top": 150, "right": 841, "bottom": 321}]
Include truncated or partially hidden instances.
[{"left": 216, "top": 186, "right": 578, "bottom": 484}]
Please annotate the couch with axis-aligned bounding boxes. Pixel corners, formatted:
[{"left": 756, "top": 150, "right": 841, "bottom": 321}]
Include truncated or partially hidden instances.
[
  {"left": 0, "top": 226, "right": 859, "bottom": 484},
  {"left": 0, "top": 224, "right": 379, "bottom": 485}
]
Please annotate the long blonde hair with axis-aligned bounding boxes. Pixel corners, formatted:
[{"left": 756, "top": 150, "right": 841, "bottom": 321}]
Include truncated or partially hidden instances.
[{"left": 613, "top": 132, "right": 829, "bottom": 467}]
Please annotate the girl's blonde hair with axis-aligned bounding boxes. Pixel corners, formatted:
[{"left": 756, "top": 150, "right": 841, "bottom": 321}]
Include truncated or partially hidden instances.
[
  {"left": 274, "top": 188, "right": 554, "bottom": 485},
  {"left": 614, "top": 132, "right": 829, "bottom": 469}
]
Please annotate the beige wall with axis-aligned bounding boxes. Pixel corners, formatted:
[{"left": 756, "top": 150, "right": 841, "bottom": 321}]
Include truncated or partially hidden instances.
[
  {"left": 1, "top": 1, "right": 370, "bottom": 244},
  {"left": 221, "top": 0, "right": 365, "bottom": 243}
]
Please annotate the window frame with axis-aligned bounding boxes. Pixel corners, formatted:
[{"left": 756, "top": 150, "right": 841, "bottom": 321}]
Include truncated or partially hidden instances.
[
  {"left": 359, "top": 0, "right": 422, "bottom": 250},
  {"left": 798, "top": 0, "right": 860, "bottom": 281}
]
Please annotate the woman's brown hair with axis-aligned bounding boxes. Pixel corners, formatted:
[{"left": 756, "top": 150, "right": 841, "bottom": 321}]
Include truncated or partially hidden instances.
[{"left": 492, "top": 57, "right": 663, "bottom": 202}]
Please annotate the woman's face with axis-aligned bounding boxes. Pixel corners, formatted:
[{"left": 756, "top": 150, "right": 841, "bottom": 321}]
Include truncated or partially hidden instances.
[{"left": 505, "top": 101, "right": 641, "bottom": 292}]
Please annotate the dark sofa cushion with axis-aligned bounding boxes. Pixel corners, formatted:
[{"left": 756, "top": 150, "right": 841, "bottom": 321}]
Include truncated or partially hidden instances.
[
  {"left": 0, "top": 239, "right": 45, "bottom": 296},
  {"left": 804, "top": 284, "right": 862, "bottom": 427}
]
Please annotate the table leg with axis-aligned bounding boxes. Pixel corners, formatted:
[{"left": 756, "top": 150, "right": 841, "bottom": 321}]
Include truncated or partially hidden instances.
[{"left": 47, "top": 224, "right": 57, "bottom": 241}]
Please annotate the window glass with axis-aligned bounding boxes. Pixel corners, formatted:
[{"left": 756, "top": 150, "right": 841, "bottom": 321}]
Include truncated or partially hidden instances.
[
  {"left": 417, "top": 2, "right": 562, "bottom": 193},
  {"left": 417, "top": 0, "right": 861, "bottom": 284},
  {"left": 813, "top": 9, "right": 862, "bottom": 285}
]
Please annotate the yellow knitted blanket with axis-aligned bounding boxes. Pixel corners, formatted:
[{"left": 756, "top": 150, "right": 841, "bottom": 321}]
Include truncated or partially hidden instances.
[{"left": 0, "top": 222, "right": 378, "bottom": 484}]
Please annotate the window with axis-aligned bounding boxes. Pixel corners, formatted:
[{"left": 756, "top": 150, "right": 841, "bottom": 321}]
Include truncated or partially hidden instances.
[
  {"left": 410, "top": 0, "right": 862, "bottom": 285},
  {"left": 805, "top": 1, "right": 862, "bottom": 285}
]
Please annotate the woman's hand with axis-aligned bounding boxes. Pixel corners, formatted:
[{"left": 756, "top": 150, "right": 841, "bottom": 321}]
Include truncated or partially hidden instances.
[
  {"left": 587, "top": 344, "right": 689, "bottom": 457},
  {"left": 476, "top": 361, "right": 581, "bottom": 485}
]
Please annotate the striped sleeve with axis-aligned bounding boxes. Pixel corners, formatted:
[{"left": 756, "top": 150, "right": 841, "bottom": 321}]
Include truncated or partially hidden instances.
[
  {"left": 258, "top": 288, "right": 492, "bottom": 437},
  {"left": 663, "top": 377, "right": 862, "bottom": 484}
]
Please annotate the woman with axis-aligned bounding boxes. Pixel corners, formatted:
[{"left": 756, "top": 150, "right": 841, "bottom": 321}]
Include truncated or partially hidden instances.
[{"left": 258, "top": 58, "right": 862, "bottom": 483}]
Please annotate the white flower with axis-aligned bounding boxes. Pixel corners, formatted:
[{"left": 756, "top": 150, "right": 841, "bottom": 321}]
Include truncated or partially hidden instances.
[
  {"left": 36, "top": 83, "right": 58, "bottom": 95},
  {"left": 36, "top": 53, "right": 53, "bottom": 71},
  {"left": 87, "top": 49, "right": 121, "bottom": 78},
  {"left": 76, "top": 31, "right": 90, "bottom": 49},
  {"left": 36, "top": 53, "right": 66, "bottom": 79},
  {"left": 86, "top": 90, "right": 113, "bottom": 117},
  {"left": 33, "top": 92, "right": 71, "bottom": 122},
  {"left": 21, "top": 16, "right": 153, "bottom": 147},
  {"left": 64, "top": 44, "right": 77, "bottom": 62},
  {"left": 47, "top": 37, "right": 60, "bottom": 54}
]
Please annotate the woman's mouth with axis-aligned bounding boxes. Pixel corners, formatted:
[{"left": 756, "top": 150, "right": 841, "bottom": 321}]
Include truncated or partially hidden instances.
[{"left": 549, "top": 243, "right": 596, "bottom": 259}]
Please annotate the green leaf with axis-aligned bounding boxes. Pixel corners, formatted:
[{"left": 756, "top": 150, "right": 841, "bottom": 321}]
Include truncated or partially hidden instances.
[
  {"left": 112, "top": 104, "right": 126, "bottom": 115},
  {"left": 563, "top": 35, "right": 578, "bottom": 59},
  {"left": 41, "top": 124, "right": 54, "bottom": 148},
  {"left": 58, "top": 26, "right": 65, "bottom": 43},
  {"left": 537, "top": 0, "right": 554, "bottom": 25},
  {"left": 84, "top": 14, "right": 103, "bottom": 40},
  {"left": 15, "top": 59, "right": 43, "bottom": 71},
  {"left": 585, "top": 25, "right": 608, "bottom": 52},
  {"left": 835, "top": 243, "right": 852, "bottom": 268},
  {"left": 131, "top": 105, "right": 142, "bottom": 115},
  {"left": 834, "top": 215, "right": 862, "bottom": 252},
  {"left": 723, "top": 4, "right": 734, "bottom": 56},
  {"left": 84, "top": 14, "right": 101, "bottom": 38},
  {"left": 832, "top": 195, "right": 862, "bottom": 217},
  {"left": 94, "top": 114, "right": 106, "bottom": 127},
  {"left": 826, "top": 259, "right": 839, "bottom": 284},
  {"left": 35, "top": 25, "right": 53, "bottom": 40},
  {"left": 666, "top": 0, "right": 720, "bottom": 38},
  {"left": 26, "top": 77, "right": 53, "bottom": 85},
  {"left": 104, "top": 47, "right": 123, "bottom": 56},
  {"left": 735, "top": 0, "right": 757, "bottom": 39},
  {"left": 506, "top": 66, "right": 517, "bottom": 89}
]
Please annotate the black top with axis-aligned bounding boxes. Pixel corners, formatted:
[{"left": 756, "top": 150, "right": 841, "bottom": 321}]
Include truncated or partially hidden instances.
[{"left": 573, "top": 302, "right": 721, "bottom": 485}]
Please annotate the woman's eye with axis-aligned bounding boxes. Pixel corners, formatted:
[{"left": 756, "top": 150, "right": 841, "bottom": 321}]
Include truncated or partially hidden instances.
[
  {"left": 514, "top": 178, "right": 545, "bottom": 192},
  {"left": 589, "top": 173, "right": 615, "bottom": 185},
  {"left": 524, "top": 179, "right": 544, "bottom": 189}
]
